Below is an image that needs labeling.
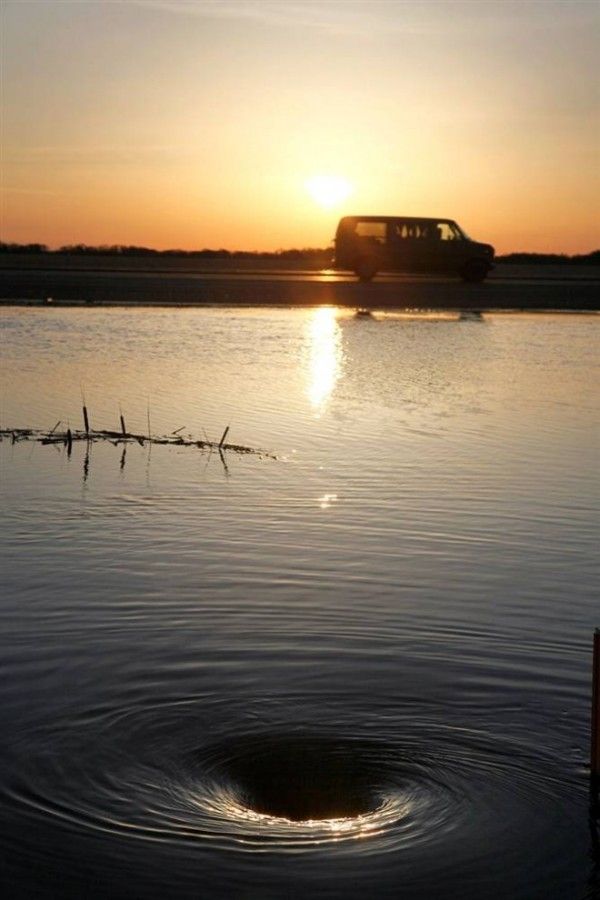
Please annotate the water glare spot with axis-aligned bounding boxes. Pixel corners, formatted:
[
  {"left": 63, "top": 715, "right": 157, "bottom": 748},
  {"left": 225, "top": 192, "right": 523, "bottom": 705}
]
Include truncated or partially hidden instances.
[
  {"left": 318, "top": 493, "right": 338, "bottom": 509},
  {"left": 306, "top": 307, "right": 342, "bottom": 412}
]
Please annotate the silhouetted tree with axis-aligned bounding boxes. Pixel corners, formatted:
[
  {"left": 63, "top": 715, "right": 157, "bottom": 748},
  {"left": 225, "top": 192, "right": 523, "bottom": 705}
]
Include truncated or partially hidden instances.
[{"left": 0, "top": 241, "right": 48, "bottom": 253}]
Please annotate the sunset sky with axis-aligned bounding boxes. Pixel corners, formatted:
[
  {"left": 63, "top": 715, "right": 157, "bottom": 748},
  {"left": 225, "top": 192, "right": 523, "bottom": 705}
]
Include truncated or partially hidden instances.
[{"left": 2, "top": 0, "right": 599, "bottom": 253}]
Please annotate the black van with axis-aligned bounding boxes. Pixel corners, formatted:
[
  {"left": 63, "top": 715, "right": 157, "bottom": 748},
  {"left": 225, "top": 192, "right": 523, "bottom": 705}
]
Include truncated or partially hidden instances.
[{"left": 334, "top": 216, "right": 494, "bottom": 282}]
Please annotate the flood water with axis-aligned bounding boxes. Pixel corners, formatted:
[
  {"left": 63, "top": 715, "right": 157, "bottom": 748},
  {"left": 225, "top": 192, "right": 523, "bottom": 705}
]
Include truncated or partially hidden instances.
[{"left": 1, "top": 306, "right": 598, "bottom": 899}]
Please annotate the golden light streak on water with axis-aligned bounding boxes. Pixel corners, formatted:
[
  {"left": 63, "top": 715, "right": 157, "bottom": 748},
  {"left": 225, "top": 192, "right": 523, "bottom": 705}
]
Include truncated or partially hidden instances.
[
  {"left": 214, "top": 792, "right": 405, "bottom": 846},
  {"left": 306, "top": 307, "right": 342, "bottom": 413}
]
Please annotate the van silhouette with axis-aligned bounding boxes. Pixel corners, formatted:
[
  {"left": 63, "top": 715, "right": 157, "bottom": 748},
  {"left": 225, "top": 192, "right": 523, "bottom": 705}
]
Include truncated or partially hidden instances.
[{"left": 334, "top": 216, "right": 494, "bottom": 282}]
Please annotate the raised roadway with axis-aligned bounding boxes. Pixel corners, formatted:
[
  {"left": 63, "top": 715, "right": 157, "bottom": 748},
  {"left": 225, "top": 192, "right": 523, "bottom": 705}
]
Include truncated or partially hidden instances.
[{"left": 1, "top": 262, "right": 598, "bottom": 310}]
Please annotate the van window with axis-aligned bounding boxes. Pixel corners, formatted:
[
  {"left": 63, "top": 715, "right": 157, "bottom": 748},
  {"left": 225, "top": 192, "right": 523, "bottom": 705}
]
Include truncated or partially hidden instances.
[
  {"left": 391, "top": 221, "right": 420, "bottom": 239},
  {"left": 439, "top": 222, "right": 462, "bottom": 241},
  {"left": 408, "top": 222, "right": 431, "bottom": 238},
  {"left": 355, "top": 221, "right": 387, "bottom": 243},
  {"left": 392, "top": 222, "right": 407, "bottom": 239}
]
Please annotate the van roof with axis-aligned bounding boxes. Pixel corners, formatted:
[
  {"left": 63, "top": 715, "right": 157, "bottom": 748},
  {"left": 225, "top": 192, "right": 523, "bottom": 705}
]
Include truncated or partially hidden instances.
[{"left": 338, "top": 216, "right": 455, "bottom": 224}]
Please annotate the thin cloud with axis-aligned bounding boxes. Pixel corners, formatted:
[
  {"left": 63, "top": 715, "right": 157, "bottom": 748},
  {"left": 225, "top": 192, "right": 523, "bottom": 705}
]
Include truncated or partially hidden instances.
[
  {"left": 128, "top": 0, "right": 428, "bottom": 37},
  {"left": 128, "top": 0, "right": 599, "bottom": 38}
]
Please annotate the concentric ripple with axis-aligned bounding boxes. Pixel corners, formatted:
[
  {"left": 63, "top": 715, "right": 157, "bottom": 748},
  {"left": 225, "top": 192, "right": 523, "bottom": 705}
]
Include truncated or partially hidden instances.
[{"left": 2, "top": 697, "right": 584, "bottom": 872}]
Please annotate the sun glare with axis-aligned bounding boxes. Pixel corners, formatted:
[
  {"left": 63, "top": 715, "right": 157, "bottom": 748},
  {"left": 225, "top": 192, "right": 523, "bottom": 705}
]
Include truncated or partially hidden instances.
[
  {"left": 307, "top": 307, "right": 342, "bottom": 411},
  {"left": 306, "top": 175, "right": 353, "bottom": 209}
]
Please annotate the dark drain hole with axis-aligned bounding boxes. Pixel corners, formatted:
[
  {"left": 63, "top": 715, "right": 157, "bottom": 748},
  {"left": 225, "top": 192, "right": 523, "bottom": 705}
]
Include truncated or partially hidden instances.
[{"left": 227, "top": 739, "right": 378, "bottom": 822}]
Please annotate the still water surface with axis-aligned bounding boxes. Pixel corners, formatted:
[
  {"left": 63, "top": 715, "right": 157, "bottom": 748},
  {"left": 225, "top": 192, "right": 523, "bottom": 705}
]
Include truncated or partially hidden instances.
[{"left": 1, "top": 307, "right": 598, "bottom": 899}]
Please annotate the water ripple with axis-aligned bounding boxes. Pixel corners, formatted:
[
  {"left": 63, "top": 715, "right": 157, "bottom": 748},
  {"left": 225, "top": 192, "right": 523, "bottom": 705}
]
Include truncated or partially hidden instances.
[{"left": 3, "top": 697, "right": 583, "bottom": 878}]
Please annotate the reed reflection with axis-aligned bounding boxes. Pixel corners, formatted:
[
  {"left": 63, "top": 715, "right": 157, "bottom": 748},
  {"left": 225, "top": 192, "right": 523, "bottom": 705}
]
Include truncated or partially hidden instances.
[{"left": 306, "top": 307, "right": 343, "bottom": 412}]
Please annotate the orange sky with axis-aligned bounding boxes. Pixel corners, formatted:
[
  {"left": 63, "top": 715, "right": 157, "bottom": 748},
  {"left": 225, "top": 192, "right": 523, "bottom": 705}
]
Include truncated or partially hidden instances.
[{"left": 2, "top": 0, "right": 599, "bottom": 254}]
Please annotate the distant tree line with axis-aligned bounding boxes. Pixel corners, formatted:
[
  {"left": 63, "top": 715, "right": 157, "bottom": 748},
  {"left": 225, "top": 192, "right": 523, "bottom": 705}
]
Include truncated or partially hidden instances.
[
  {"left": 1, "top": 242, "right": 599, "bottom": 265},
  {"left": 496, "top": 250, "right": 600, "bottom": 265},
  {"left": 0, "top": 242, "right": 333, "bottom": 262}
]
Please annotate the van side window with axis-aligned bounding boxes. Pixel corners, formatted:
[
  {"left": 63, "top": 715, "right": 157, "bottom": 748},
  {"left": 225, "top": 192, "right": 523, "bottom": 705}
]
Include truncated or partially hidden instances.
[
  {"left": 439, "top": 222, "right": 461, "bottom": 241},
  {"left": 392, "top": 222, "right": 412, "bottom": 239},
  {"left": 355, "top": 222, "right": 387, "bottom": 244}
]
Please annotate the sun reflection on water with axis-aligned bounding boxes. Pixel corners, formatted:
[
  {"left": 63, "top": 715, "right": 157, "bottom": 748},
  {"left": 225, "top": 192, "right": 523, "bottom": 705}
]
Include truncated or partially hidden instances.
[
  {"left": 218, "top": 793, "right": 405, "bottom": 847},
  {"left": 317, "top": 493, "right": 338, "bottom": 510},
  {"left": 306, "top": 307, "right": 343, "bottom": 412}
]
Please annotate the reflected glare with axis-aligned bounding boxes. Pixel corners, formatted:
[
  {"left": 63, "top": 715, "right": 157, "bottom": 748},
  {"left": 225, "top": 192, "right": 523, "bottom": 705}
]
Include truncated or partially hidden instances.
[
  {"left": 217, "top": 791, "right": 407, "bottom": 847},
  {"left": 306, "top": 307, "right": 343, "bottom": 412},
  {"left": 318, "top": 493, "right": 338, "bottom": 509}
]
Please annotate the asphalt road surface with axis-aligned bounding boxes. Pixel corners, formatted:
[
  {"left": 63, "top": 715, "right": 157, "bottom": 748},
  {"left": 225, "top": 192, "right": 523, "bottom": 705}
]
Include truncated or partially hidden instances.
[{"left": 1, "top": 266, "right": 598, "bottom": 310}]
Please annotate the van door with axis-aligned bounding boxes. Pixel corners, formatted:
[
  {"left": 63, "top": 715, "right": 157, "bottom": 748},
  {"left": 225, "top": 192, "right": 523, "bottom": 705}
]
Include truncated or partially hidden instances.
[
  {"left": 353, "top": 220, "right": 388, "bottom": 270},
  {"left": 435, "top": 221, "right": 465, "bottom": 273},
  {"left": 388, "top": 220, "right": 423, "bottom": 273},
  {"left": 403, "top": 221, "right": 453, "bottom": 274}
]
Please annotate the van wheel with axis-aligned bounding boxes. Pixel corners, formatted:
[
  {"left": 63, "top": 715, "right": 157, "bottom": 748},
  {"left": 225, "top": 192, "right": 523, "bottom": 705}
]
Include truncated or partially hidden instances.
[
  {"left": 354, "top": 259, "right": 377, "bottom": 282},
  {"left": 461, "top": 260, "right": 488, "bottom": 283}
]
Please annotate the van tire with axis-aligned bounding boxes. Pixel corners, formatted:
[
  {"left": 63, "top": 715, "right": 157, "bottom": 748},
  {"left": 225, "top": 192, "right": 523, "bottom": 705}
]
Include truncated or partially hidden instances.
[
  {"left": 354, "top": 259, "right": 378, "bottom": 282},
  {"left": 460, "top": 259, "right": 489, "bottom": 283}
]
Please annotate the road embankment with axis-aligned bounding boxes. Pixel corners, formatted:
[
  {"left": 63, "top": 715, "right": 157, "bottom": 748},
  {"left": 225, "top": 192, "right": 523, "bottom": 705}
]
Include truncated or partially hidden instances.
[{"left": 0, "top": 265, "right": 598, "bottom": 310}]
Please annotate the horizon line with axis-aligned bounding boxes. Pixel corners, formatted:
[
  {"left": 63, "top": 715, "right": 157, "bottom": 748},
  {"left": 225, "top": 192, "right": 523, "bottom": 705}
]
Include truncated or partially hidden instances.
[{"left": 1, "top": 241, "right": 599, "bottom": 261}]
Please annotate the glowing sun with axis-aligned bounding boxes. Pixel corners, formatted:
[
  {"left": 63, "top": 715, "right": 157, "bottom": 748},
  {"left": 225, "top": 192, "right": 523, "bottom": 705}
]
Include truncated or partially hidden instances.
[{"left": 305, "top": 175, "right": 353, "bottom": 209}]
